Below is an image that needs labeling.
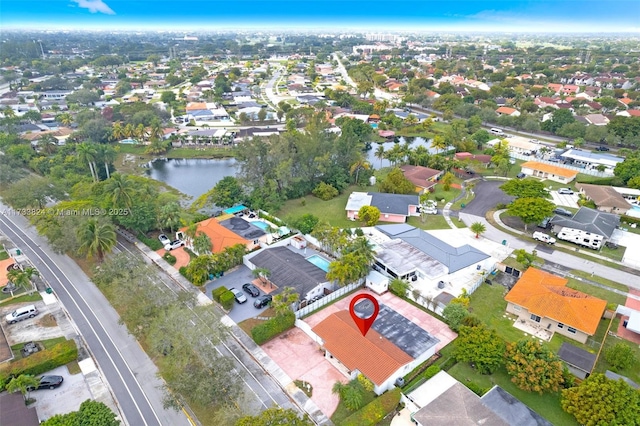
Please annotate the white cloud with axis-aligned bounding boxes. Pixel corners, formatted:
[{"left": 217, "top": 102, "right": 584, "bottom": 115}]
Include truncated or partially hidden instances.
[{"left": 71, "top": 0, "right": 116, "bottom": 15}]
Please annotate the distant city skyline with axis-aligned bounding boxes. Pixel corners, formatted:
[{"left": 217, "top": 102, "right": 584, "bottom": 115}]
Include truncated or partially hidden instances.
[{"left": 2, "top": 0, "right": 639, "bottom": 33}]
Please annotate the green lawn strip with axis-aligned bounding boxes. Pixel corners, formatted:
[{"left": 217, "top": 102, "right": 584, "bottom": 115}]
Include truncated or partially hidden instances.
[
  {"left": 568, "top": 271, "right": 629, "bottom": 293},
  {"left": 9, "top": 336, "right": 67, "bottom": 361},
  {"left": 0, "top": 292, "right": 42, "bottom": 306},
  {"left": 0, "top": 250, "right": 9, "bottom": 260},
  {"left": 598, "top": 244, "right": 626, "bottom": 262},
  {"left": 467, "top": 283, "right": 527, "bottom": 344},
  {"left": 330, "top": 388, "right": 376, "bottom": 424},
  {"left": 407, "top": 215, "right": 450, "bottom": 231},
  {"left": 594, "top": 317, "right": 640, "bottom": 384},
  {"left": 565, "top": 277, "right": 627, "bottom": 306},
  {"left": 447, "top": 363, "right": 578, "bottom": 426}
]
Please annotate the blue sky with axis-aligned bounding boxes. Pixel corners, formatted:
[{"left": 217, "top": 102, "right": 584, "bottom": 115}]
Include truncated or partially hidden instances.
[{"left": 2, "top": 0, "right": 639, "bottom": 32}]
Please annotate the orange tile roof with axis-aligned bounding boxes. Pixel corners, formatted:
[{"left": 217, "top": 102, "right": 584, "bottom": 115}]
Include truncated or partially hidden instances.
[
  {"left": 496, "top": 106, "right": 517, "bottom": 115},
  {"left": 0, "top": 258, "right": 15, "bottom": 287},
  {"left": 520, "top": 161, "right": 579, "bottom": 179},
  {"left": 312, "top": 311, "right": 412, "bottom": 385},
  {"left": 186, "top": 102, "right": 207, "bottom": 111},
  {"left": 505, "top": 268, "right": 607, "bottom": 335},
  {"left": 181, "top": 218, "right": 249, "bottom": 254}
]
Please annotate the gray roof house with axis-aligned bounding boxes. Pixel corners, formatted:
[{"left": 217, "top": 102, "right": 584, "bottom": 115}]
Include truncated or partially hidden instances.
[
  {"left": 345, "top": 192, "right": 420, "bottom": 222},
  {"left": 481, "top": 386, "right": 553, "bottom": 426},
  {"left": 605, "top": 370, "right": 639, "bottom": 389},
  {"left": 248, "top": 246, "right": 329, "bottom": 299},
  {"left": 558, "top": 342, "right": 597, "bottom": 379},
  {"left": 550, "top": 207, "right": 620, "bottom": 239}
]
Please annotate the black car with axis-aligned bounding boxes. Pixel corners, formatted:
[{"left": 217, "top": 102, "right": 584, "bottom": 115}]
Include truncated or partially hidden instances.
[
  {"left": 554, "top": 207, "right": 573, "bottom": 217},
  {"left": 595, "top": 146, "right": 610, "bottom": 151},
  {"left": 242, "top": 283, "right": 260, "bottom": 297},
  {"left": 254, "top": 295, "right": 272, "bottom": 309},
  {"left": 538, "top": 217, "right": 552, "bottom": 229},
  {"left": 28, "top": 375, "right": 64, "bottom": 391}
]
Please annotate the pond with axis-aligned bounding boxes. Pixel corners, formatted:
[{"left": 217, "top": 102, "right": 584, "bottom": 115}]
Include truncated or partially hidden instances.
[
  {"left": 366, "top": 136, "right": 436, "bottom": 169},
  {"left": 145, "top": 158, "right": 238, "bottom": 199}
]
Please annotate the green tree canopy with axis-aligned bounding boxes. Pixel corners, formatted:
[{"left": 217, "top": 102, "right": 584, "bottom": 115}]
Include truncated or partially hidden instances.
[
  {"left": 505, "top": 338, "right": 564, "bottom": 394},
  {"left": 506, "top": 197, "right": 555, "bottom": 231},
  {"left": 500, "top": 179, "right": 550, "bottom": 199},
  {"left": 455, "top": 324, "right": 506, "bottom": 374},
  {"left": 358, "top": 205, "right": 381, "bottom": 226},
  {"left": 288, "top": 213, "right": 319, "bottom": 235},
  {"left": 561, "top": 373, "right": 640, "bottom": 426},
  {"left": 193, "top": 176, "right": 245, "bottom": 210},
  {"left": 41, "top": 400, "right": 119, "bottom": 426},
  {"left": 236, "top": 407, "right": 313, "bottom": 426},
  {"left": 604, "top": 342, "right": 637, "bottom": 372},
  {"left": 442, "top": 302, "right": 469, "bottom": 332},
  {"left": 378, "top": 167, "right": 416, "bottom": 194}
]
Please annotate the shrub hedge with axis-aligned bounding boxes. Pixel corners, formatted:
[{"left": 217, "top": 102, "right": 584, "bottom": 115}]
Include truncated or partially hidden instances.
[
  {"left": 139, "top": 234, "right": 163, "bottom": 251},
  {"left": 211, "top": 286, "right": 228, "bottom": 303},
  {"left": 0, "top": 339, "right": 77, "bottom": 389},
  {"left": 162, "top": 252, "right": 176, "bottom": 265},
  {"left": 219, "top": 290, "right": 235, "bottom": 310},
  {"left": 342, "top": 387, "right": 401, "bottom": 426},
  {"left": 251, "top": 312, "right": 295, "bottom": 345}
]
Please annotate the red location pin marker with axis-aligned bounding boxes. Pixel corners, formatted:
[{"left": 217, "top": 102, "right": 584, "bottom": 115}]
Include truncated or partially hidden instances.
[{"left": 349, "top": 294, "right": 380, "bottom": 337}]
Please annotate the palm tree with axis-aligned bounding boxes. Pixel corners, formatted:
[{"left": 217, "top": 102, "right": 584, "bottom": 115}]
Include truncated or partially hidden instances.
[
  {"left": 104, "top": 173, "right": 136, "bottom": 209},
  {"left": 252, "top": 267, "right": 271, "bottom": 287},
  {"left": 374, "top": 144, "right": 385, "bottom": 168},
  {"left": 39, "top": 134, "right": 58, "bottom": 155},
  {"left": 111, "top": 122, "right": 125, "bottom": 142},
  {"left": 77, "top": 219, "right": 117, "bottom": 261},
  {"left": 124, "top": 123, "right": 135, "bottom": 139},
  {"left": 7, "top": 266, "right": 39, "bottom": 290},
  {"left": 145, "top": 138, "right": 169, "bottom": 155},
  {"left": 149, "top": 120, "right": 164, "bottom": 140},
  {"left": 3, "top": 106, "right": 16, "bottom": 118},
  {"left": 76, "top": 142, "right": 98, "bottom": 182},
  {"left": 193, "top": 232, "right": 212, "bottom": 255},
  {"left": 470, "top": 222, "right": 487, "bottom": 239},
  {"left": 96, "top": 144, "right": 116, "bottom": 179},
  {"left": 6, "top": 375, "right": 40, "bottom": 403},
  {"left": 56, "top": 112, "right": 73, "bottom": 127},
  {"left": 135, "top": 123, "right": 146, "bottom": 142},
  {"left": 431, "top": 135, "right": 447, "bottom": 155},
  {"left": 349, "top": 159, "right": 371, "bottom": 185}
]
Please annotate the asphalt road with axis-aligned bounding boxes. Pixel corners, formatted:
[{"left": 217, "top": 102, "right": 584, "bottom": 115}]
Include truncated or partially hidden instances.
[
  {"left": 0, "top": 205, "right": 190, "bottom": 426},
  {"left": 461, "top": 179, "right": 514, "bottom": 216}
]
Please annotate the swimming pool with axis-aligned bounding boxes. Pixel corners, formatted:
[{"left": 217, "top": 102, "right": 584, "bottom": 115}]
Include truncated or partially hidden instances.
[
  {"left": 251, "top": 221, "right": 271, "bottom": 231},
  {"left": 370, "top": 123, "right": 378, "bottom": 129},
  {"left": 119, "top": 138, "right": 138, "bottom": 144},
  {"left": 306, "top": 254, "right": 331, "bottom": 272}
]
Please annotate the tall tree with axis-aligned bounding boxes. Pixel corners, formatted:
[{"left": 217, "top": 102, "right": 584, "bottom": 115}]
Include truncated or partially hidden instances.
[
  {"left": 500, "top": 179, "right": 550, "bottom": 199},
  {"left": 561, "top": 373, "right": 640, "bottom": 426},
  {"left": 77, "top": 218, "right": 117, "bottom": 261},
  {"left": 76, "top": 142, "right": 98, "bottom": 182},
  {"left": 505, "top": 338, "right": 564, "bottom": 394},
  {"left": 378, "top": 167, "right": 416, "bottom": 194},
  {"left": 455, "top": 324, "right": 506, "bottom": 374},
  {"left": 193, "top": 232, "right": 213, "bottom": 255},
  {"left": 374, "top": 144, "right": 386, "bottom": 168},
  {"left": 506, "top": 198, "right": 555, "bottom": 231},
  {"left": 104, "top": 173, "right": 136, "bottom": 209},
  {"left": 6, "top": 375, "right": 40, "bottom": 403},
  {"left": 158, "top": 202, "right": 182, "bottom": 232},
  {"left": 96, "top": 144, "right": 116, "bottom": 179},
  {"left": 271, "top": 286, "right": 300, "bottom": 316}
]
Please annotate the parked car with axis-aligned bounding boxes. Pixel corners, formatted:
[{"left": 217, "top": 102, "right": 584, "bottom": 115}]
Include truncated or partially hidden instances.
[
  {"left": 554, "top": 207, "right": 573, "bottom": 217},
  {"left": 254, "top": 294, "right": 272, "bottom": 309},
  {"left": 158, "top": 234, "right": 170, "bottom": 245},
  {"left": 595, "top": 146, "right": 610, "bottom": 151},
  {"left": 516, "top": 172, "right": 526, "bottom": 179},
  {"left": 538, "top": 217, "right": 552, "bottom": 229},
  {"left": 242, "top": 283, "right": 260, "bottom": 297},
  {"left": 229, "top": 287, "right": 247, "bottom": 304},
  {"left": 164, "top": 240, "right": 184, "bottom": 251},
  {"left": 533, "top": 231, "right": 556, "bottom": 244},
  {"left": 27, "top": 375, "right": 64, "bottom": 391},
  {"left": 557, "top": 188, "right": 574, "bottom": 195},
  {"left": 5, "top": 305, "right": 39, "bottom": 324}
]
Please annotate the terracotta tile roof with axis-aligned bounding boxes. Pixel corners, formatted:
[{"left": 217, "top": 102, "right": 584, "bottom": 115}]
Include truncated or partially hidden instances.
[
  {"left": 496, "top": 106, "right": 517, "bottom": 115},
  {"left": 181, "top": 218, "right": 249, "bottom": 254},
  {"left": 619, "top": 98, "right": 632, "bottom": 106},
  {"left": 505, "top": 268, "right": 607, "bottom": 335},
  {"left": 400, "top": 165, "right": 441, "bottom": 188},
  {"left": 312, "top": 311, "right": 412, "bottom": 385},
  {"left": 186, "top": 102, "right": 207, "bottom": 111},
  {"left": 628, "top": 110, "right": 640, "bottom": 117},
  {"left": 520, "top": 161, "right": 579, "bottom": 179},
  {"left": 454, "top": 152, "right": 492, "bottom": 164}
]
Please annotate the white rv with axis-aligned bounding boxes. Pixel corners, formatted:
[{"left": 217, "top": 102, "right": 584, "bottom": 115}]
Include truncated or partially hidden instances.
[{"left": 556, "top": 227, "right": 604, "bottom": 250}]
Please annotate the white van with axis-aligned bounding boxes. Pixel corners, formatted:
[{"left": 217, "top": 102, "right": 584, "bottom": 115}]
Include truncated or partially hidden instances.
[
  {"left": 490, "top": 128, "right": 505, "bottom": 136},
  {"left": 5, "top": 304, "right": 39, "bottom": 324},
  {"left": 533, "top": 232, "right": 556, "bottom": 244}
]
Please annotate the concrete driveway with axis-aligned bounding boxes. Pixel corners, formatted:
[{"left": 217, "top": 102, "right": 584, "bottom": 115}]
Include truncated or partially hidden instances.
[
  {"left": 611, "top": 229, "right": 640, "bottom": 268},
  {"left": 204, "top": 265, "right": 270, "bottom": 323},
  {"left": 462, "top": 180, "right": 514, "bottom": 217},
  {"left": 550, "top": 191, "right": 580, "bottom": 208},
  {"left": 31, "top": 364, "right": 93, "bottom": 421}
]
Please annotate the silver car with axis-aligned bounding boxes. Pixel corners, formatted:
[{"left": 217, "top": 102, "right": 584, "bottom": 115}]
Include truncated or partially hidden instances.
[{"left": 229, "top": 288, "right": 247, "bottom": 304}]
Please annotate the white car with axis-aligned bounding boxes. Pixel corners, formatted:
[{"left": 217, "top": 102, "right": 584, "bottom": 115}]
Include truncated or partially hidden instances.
[
  {"left": 533, "top": 232, "right": 556, "bottom": 244},
  {"left": 558, "top": 188, "right": 574, "bottom": 195},
  {"left": 164, "top": 240, "right": 184, "bottom": 251},
  {"left": 158, "top": 234, "right": 170, "bottom": 245},
  {"left": 229, "top": 288, "right": 247, "bottom": 304}
]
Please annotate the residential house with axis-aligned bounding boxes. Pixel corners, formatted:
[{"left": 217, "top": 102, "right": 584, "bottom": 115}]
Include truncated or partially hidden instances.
[
  {"left": 180, "top": 218, "right": 252, "bottom": 256},
  {"left": 576, "top": 183, "right": 631, "bottom": 215},
  {"left": 495, "top": 106, "right": 521, "bottom": 117},
  {"left": 504, "top": 268, "right": 607, "bottom": 344},
  {"left": 399, "top": 165, "right": 442, "bottom": 193},
  {"left": 616, "top": 109, "right": 640, "bottom": 118},
  {"left": 558, "top": 342, "right": 596, "bottom": 379},
  {"left": 345, "top": 192, "right": 420, "bottom": 223},
  {"left": 605, "top": 371, "right": 640, "bottom": 389},
  {"left": 454, "top": 152, "right": 492, "bottom": 167},
  {"left": 217, "top": 216, "right": 269, "bottom": 247},
  {"left": 519, "top": 161, "right": 579, "bottom": 184},
  {"left": 0, "top": 392, "right": 40, "bottom": 426},
  {"left": 409, "top": 371, "right": 552, "bottom": 426},
  {"left": 312, "top": 304, "right": 439, "bottom": 395},
  {"left": 560, "top": 149, "right": 623, "bottom": 174},
  {"left": 40, "top": 90, "right": 73, "bottom": 100},
  {"left": 246, "top": 246, "right": 330, "bottom": 301},
  {"left": 488, "top": 138, "right": 541, "bottom": 156},
  {"left": 584, "top": 113, "right": 610, "bottom": 126}
]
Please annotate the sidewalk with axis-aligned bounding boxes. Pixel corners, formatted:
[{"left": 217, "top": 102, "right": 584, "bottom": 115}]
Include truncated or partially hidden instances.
[{"left": 124, "top": 231, "right": 332, "bottom": 426}]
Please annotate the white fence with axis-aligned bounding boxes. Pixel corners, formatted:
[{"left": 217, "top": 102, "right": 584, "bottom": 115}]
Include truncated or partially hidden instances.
[
  {"left": 511, "top": 153, "right": 610, "bottom": 177},
  {"left": 295, "top": 281, "right": 363, "bottom": 319}
]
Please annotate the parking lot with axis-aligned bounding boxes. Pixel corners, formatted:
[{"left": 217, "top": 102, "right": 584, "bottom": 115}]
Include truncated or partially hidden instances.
[{"left": 204, "top": 265, "right": 271, "bottom": 323}]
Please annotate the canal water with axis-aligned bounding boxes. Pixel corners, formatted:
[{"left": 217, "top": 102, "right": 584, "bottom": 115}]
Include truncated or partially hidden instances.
[{"left": 146, "top": 158, "right": 238, "bottom": 198}]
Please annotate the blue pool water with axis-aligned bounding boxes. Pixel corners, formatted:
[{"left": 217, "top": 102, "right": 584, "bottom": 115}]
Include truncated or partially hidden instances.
[
  {"left": 306, "top": 254, "right": 331, "bottom": 272},
  {"left": 370, "top": 123, "right": 378, "bottom": 129},
  {"left": 632, "top": 205, "right": 640, "bottom": 212},
  {"left": 224, "top": 205, "right": 248, "bottom": 214},
  {"left": 251, "top": 221, "right": 271, "bottom": 231},
  {"left": 119, "top": 138, "right": 138, "bottom": 144}
]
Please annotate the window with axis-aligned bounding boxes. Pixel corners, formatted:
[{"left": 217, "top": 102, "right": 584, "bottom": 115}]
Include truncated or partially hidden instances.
[
  {"left": 557, "top": 323, "right": 564, "bottom": 329},
  {"left": 530, "top": 314, "right": 541, "bottom": 323},
  {"left": 567, "top": 327, "right": 577, "bottom": 334},
  {"left": 513, "top": 305, "right": 520, "bottom": 311}
]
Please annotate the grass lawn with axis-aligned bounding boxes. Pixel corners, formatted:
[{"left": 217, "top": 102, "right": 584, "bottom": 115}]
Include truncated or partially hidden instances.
[
  {"left": 565, "top": 277, "right": 627, "bottom": 306},
  {"left": 546, "top": 318, "right": 609, "bottom": 354},
  {"left": 276, "top": 185, "right": 377, "bottom": 229},
  {"left": 330, "top": 388, "right": 377, "bottom": 425},
  {"left": 0, "top": 250, "right": 8, "bottom": 260},
  {"left": 598, "top": 244, "right": 626, "bottom": 262},
  {"left": 10, "top": 336, "right": 67, "bottom": 361},
  {"left": 407, "top": 215, "right": 450, "bottom": 230},
  {"left": 594, "top": 317, "right": 640, "bottom": 384},
  {"left": 468, "top": 283, "right": 528, "bottom": 344},
  {"left": 429, "top": 184, "right": 461, "bottom": 205},
  {"left": 447, "top": 362, "right": 578, "bottom": 426},
  {"left": 0, "top": 292, "right": 42, "bottom": 306},
  {"left": 237, "top": 307, "right": 276, "bottom": 336},
  {"left": 569, "top": 271, "right": 629, "bottom": 293}
]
